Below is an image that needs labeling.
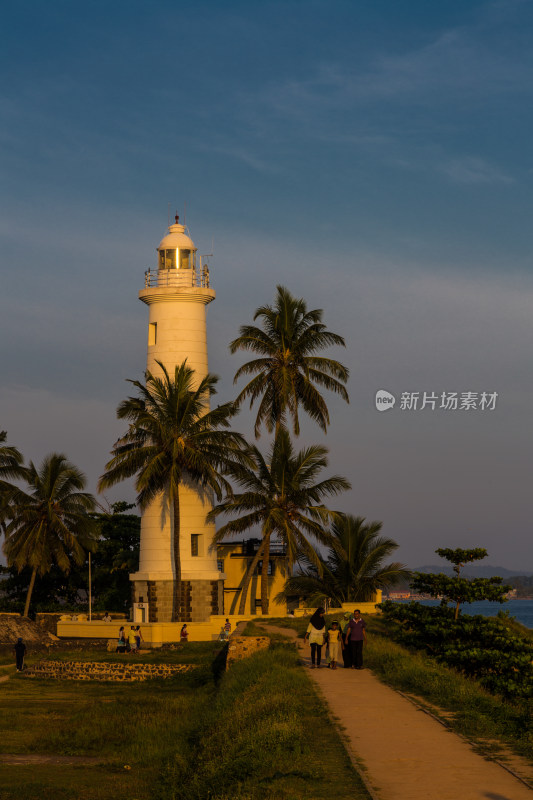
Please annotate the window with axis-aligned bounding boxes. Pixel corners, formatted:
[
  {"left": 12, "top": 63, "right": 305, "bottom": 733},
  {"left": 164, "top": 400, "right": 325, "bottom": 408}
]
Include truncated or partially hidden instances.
[
  {"left": 159, "top": 249, "right": 177, "bottom": 269},
  {"left": 217, "top": 559, "right": 224, "bottom": 572},
  {"left": 178, "top": 248, "right": 191, "bottom": 269},
  {"left": 255, "top": 560, "right": 274, "bottom": 576},
  {"left": 148, "top": 323, "right": 157, "bottom": 346},
  {"left": 191, "top": 534, "right": 199, "bottom": 557}
]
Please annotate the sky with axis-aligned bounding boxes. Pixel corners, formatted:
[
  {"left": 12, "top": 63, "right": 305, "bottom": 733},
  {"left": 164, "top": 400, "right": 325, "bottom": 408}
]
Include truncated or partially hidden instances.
[{"left": 1, "top": 0, "right": 532, "bottom": 570}]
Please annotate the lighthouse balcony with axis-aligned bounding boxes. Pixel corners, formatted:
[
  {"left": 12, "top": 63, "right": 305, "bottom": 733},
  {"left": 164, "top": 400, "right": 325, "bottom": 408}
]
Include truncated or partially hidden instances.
[{"left": 144, "top": 267, "right": 210, "bottom": 290}]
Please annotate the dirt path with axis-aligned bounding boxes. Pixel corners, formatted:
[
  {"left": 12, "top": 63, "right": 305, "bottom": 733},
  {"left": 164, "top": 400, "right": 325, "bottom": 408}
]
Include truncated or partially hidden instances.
[
  {"left": 0, "top": 754, "right": 103, "bottom": 765},
  {"left": 258, "top": 623, "right": 532, "bottom": 800}
]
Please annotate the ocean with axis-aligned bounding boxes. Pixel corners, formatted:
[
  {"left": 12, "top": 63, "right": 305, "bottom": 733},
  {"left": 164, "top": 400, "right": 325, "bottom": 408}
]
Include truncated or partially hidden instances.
[{"left": 392, "top": 598, "right": 533, "bottom": 629}]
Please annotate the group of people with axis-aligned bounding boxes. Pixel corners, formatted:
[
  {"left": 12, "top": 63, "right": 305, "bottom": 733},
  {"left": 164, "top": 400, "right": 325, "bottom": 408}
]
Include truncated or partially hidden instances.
[
  {"left": 116, "top": 625, "right": 144, "bottom": 653},
  {"left": 304, "top": 607, "right": 367, "bottom": 669}
]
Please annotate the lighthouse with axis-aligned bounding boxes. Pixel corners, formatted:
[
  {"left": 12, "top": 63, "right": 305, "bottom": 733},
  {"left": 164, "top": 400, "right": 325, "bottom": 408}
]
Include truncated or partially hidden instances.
[{"left": 129, "top": 217, "right": 224, "bottom": 623}]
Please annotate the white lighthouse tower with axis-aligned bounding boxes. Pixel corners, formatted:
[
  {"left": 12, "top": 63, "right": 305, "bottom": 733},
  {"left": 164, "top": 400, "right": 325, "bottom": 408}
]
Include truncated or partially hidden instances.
[{"left": 130, "top": 216, "right": 223, "bottom": 623}]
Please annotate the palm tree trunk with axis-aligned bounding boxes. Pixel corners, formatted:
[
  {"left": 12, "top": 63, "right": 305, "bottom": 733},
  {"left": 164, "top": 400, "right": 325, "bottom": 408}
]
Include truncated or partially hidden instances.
[
  {"left": 172, "top": 489, "right": 182, "bottom": 622},
  {"left": 238, "top": 540, "right": 265, "bottom": 615},
  {"left": 260, "top": 534, "right": 271, "bottom": 614},
  {"left": 23, "top": 566, "right": 37, "bottom": 618}
]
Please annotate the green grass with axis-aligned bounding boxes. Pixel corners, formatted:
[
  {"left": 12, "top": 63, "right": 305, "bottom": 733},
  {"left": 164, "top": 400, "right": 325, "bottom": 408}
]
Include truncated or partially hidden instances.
[
  {"left": 158, "top": 644, "right": 371, "bottom": 800},
  {"left": 365, "top": 616, "right": 533, "bottom": 763},
  {"left": 0, "top": 644, "right": 220, "bottom": 800},
  {"left": 0, "top": 639, "right": 370, "bottom": 800}
]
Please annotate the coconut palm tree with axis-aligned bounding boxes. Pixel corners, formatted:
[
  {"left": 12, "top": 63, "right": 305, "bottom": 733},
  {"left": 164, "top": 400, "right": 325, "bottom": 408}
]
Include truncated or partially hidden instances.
[
  {"left": 230, "top": 285, "right": 349, "bottom": 437},
  {"left": 3, "top": 454, "right": 99, "bottom": 617},
  {"left": 277, "top": 514, "right": 410, "bottom": 607},
  {"left": 209, "top": 428, "right": 350, "bottom": 614},
  {"left": 98, "top": 360, "right": 248, "bottom": 620},
  {"left": 0, "top": 431, "right": 24, "bottom": 537}
]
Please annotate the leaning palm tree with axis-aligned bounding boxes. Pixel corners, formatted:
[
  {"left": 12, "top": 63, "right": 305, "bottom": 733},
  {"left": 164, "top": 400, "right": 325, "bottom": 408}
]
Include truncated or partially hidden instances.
[
  {"left": 277, "top": 514, "right": 410, "bottom": 607},
  {"left": 209, "top": 428, "right": 350, "bottom": 614},
  {"left": 230, "top": 285, "right": 349, "bottom": 437},
  {"left": 98, "top": 360, "right": 248, "bottom": 620},
  {"left": 3, "top": 454, "right": 99, "bottom": 617}
]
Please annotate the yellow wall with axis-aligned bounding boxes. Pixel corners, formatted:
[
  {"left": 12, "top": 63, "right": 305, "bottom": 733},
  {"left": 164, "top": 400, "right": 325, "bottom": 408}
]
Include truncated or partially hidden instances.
[{"left": 217, "top": 543, "right": 290, "bottom": 616}]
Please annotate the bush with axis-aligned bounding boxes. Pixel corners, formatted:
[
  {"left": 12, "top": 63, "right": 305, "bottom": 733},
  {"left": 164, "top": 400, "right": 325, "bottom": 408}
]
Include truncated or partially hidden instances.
[{"left": 380, "top": 601, "right": 533, "bottom": 701}]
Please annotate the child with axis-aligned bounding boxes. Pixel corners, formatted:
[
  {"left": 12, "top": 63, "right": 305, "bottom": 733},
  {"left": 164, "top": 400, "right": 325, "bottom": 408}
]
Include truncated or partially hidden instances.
[{"left": 326, "top": 621, "right": 342, "bottom": 670}]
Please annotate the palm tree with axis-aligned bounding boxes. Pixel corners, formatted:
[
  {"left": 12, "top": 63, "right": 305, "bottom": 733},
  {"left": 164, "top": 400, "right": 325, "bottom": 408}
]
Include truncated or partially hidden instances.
[
  {"left": 230, "top": 285, "right": 349, "bottom": 437},
  {"left": 3, "top": 454, "right": 99, "bottom": 617},
  {"left": 98, "top": 360, "right": 248, "bottom": 621},
  {"left": 209, "top": 428, "right": 350, "bottom": 614},
  {"left": 0, "top": 431, "right": 24, "bottom": 537},
  {"left": 277, "top": 514, "right": 410, "bottom": 607}
]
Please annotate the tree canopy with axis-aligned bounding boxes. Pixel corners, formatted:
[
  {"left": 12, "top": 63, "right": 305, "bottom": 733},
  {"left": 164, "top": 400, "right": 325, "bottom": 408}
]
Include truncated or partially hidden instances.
[{"left": 230, "top": 285, "right": 349, "bottom": 437}]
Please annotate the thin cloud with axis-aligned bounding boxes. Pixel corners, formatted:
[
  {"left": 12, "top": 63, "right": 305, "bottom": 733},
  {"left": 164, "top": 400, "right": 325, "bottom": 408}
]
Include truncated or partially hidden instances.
[{"left": 438, "top": 156, "right": 514, "bottom": 185}]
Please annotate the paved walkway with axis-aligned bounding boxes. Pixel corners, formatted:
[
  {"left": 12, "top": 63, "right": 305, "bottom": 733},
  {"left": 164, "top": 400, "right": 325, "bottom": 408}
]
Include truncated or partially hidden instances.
[{"left": 259, "top": 624, "right": 532, "bottom": 800}]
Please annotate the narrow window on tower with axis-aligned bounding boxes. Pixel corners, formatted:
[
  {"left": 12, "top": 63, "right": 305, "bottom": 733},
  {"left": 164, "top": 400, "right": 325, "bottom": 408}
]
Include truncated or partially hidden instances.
[
  {"left": 191, "top": 534, "right": 200, "bottom": 557},
  {"left": 148, "top": 323, "right": 157, "bottom": 346}
]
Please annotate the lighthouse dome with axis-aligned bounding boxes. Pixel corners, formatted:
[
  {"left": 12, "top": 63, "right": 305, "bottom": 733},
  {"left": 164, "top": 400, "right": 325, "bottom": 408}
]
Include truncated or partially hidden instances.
[
  {"left": 158, "top": 222, "right": 196, "bottom": 252},
  {"left": 157, "top": 217, "right": 196, "bottom": 270}
]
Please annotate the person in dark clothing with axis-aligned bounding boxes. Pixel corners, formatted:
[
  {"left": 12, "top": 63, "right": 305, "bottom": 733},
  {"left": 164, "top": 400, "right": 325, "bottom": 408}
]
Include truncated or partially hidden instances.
[
  {"left": 341, "top": 612, "right": 353, "bottom": 668},
  {"left": 344, "top": 609, "right": 367, "bottom": 669},
  {"left": 14, "top": 638, "right": 26, "bottom": 672},
  {"left": 304, "top": 607, "right": 326, "bottom": 668}
]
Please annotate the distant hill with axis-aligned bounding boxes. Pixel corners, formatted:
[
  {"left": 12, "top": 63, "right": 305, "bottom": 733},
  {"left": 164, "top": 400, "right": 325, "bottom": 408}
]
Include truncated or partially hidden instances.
[{"left": 414, "top": 564, "right": 533, "bottom": 578}]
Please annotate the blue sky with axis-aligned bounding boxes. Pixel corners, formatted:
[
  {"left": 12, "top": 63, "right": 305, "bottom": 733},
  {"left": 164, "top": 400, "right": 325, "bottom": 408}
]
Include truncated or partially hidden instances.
[{"left": 1, "top": 0, "right": 533, "bottom": 569}]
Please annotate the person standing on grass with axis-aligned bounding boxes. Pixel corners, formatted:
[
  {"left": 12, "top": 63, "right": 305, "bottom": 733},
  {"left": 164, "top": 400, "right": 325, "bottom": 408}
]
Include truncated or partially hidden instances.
[
  {"left": 180, "top": 624, "right": 188, "bottom": 642},
  {"left": 304, "top": 607, "right": 326, "bottom": 668},
  {"left": 135, "top": 625, "right": 144, "bottom": 651},
  {"left": 127, "top": 626, "right": 138, "bottom": 653},
  {"left": 224, "top": 618, "right": 231, "bottom": 638},
  {"left": 13, "top": 638, "right": 26, "bottom": 672},
  {"left": 117, "top": 626, "right": 126, "bottom": 653},
  {"left": 344, "top": 609, "right": 367, "bottom": 669}
]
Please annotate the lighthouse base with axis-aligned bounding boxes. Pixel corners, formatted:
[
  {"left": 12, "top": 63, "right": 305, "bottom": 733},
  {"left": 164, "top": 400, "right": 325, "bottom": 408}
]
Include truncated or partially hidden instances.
[{"left": 132, "top": 578, "right": 224, "bottom": 623}]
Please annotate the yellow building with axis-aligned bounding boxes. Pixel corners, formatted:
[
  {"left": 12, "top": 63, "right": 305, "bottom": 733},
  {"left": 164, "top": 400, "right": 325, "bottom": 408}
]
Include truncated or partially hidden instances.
[{"left": 217, "top": 538, "right": 295, "bottom": 616}]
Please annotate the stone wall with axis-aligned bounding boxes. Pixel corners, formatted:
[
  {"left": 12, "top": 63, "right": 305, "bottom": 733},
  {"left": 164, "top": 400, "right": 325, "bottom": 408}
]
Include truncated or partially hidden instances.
[
  {"left": 226, "top": 636, "right": 270, "bottom": 670},
  {"left": 23, "top": 659, "right": 195, "bottom": 682},
  {"left": 134, "top": 579, "right": 224, "bottom": 622}
]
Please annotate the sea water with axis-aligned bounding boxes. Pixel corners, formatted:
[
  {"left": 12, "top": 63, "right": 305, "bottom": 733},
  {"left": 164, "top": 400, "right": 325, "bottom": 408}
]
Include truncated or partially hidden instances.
[{"left": 394, "top": 598, "right": 533, "bottom": 629}]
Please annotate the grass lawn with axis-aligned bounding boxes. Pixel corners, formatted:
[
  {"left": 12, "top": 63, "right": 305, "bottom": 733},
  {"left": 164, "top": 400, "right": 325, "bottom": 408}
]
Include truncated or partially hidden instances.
[
  {"left": 0, "top": 638, "right": 371, "bottom": 800},
  {"left": 0, "top": 643, "right": 219, "bottom": 800}
]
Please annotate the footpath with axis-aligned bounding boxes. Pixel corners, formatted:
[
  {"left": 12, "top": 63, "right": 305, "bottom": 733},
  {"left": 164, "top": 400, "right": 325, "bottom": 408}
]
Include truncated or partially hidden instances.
[{"left": 259, "top": 624, "right": 532, "bottom": 800}]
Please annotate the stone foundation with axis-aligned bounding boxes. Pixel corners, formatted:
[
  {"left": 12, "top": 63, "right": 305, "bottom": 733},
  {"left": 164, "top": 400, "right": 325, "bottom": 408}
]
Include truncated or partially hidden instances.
[
  {"left": 226, "top": 636, "right": 270, "bottom": 669},
  {"left": 24, "top": 660, "right": 195, "bottom": 682},
  {"left": 133, "top": 578, "right": 224, "bottom": 622}
]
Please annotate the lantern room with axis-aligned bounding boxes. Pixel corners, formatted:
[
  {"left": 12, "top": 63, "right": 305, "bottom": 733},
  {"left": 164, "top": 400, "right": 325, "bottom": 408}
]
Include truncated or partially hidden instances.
[{"left": 157, "top": 215, "right": 197, "bottom": 271}]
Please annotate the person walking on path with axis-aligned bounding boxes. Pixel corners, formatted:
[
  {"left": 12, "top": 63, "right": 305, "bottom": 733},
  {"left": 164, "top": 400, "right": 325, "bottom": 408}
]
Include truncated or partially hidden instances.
[
  {"left": 326, "top": 621, "right": 342, "bottom": 669},
  {"left": 304, "top": 607, "right": 326, "bottom": 668},
  {"left": 345, "top": 609, "right": 366, "bottom": 669},
  {"left": 13, "top": 638, "right": 26, "bottom": 672},
  {"left": 341, "top": 612, "right": 352, "bottom": 668}
]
